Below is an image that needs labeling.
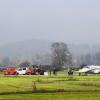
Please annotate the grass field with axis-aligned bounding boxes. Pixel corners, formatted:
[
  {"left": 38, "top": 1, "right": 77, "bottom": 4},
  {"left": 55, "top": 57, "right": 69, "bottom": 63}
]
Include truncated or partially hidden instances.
[{"left": 0, "top": 75, "right": 100, "bottom": 100}]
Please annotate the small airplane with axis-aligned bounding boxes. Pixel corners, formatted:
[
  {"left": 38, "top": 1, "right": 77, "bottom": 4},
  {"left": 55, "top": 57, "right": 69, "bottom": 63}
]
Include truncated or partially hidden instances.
[{"left": 78, "top": 65, "right": 100, "bottom": 75}]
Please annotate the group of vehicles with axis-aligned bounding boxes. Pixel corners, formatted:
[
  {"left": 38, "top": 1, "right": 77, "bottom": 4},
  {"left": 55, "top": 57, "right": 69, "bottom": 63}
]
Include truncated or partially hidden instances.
[
  {"left": 2, "top": 65, "right": 100, "bottom": 76},
  {"left": 4, "top": 66, "right": 47, "bottom": 75}
]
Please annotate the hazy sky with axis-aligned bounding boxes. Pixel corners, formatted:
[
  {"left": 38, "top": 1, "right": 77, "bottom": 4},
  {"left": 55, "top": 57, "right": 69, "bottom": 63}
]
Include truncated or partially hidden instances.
[{"left": 0, "top": 0, "right": 100, "bottom": 45}]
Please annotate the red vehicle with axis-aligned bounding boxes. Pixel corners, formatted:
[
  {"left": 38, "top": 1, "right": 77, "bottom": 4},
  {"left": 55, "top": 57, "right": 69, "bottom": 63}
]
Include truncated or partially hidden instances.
[
  {"left": 25, "top": 67, "right": 44, "bottom": 75},
  {"left": 4, "top": 67, "right": 17, "bottom": 75}
]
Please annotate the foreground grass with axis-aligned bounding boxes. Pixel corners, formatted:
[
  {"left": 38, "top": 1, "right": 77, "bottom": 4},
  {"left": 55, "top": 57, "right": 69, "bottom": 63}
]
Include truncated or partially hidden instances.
[
  {"left": 0, "top": 76, "right": 100, "bottom": 100},
  {"left": 1, "top": 92, "right": 100, "bottom": 100}
]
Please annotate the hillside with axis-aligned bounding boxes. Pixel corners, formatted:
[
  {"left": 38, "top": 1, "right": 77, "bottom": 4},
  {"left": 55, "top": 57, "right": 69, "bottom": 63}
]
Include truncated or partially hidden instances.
[
  {"left": 0, "top": 39, "right": 99, "bottom": 58},
  {"left": 0, "top": 39, "right": 52, "bottom": 58}
]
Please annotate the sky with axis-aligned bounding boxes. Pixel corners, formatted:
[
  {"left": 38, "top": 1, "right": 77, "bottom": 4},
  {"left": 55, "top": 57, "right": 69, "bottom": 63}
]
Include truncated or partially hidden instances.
[{"left": 0, "top": 0, "right": 100, "bottom": 45}]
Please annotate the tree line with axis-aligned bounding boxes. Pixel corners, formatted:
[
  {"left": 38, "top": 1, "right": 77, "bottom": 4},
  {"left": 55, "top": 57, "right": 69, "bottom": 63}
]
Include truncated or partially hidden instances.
[
  {"left": 0, "top": 42, "right": 100, "bottom": 70},
  {"left": 0, "top": 42, "right": 72, "bottom": 70}
]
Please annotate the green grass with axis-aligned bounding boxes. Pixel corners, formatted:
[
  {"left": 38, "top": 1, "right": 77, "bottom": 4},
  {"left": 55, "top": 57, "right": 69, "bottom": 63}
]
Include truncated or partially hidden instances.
[{"left": 0, "top": 76, "right": 100, "bottom": 99}]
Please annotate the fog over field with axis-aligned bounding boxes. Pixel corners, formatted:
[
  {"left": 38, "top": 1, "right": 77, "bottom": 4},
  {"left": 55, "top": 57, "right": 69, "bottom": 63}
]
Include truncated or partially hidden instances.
[{"left": 0, "top": 0, "right": 100, "bottom": 62}]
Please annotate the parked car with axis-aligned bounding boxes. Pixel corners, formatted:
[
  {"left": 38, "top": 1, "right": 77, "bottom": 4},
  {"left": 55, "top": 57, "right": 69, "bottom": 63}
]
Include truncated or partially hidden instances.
[
  {"left": 4, "top": 67, "right": 17, "bottom": 75},
  {"left": 16, "top": 67, "right": 28, "bottom": 75}
]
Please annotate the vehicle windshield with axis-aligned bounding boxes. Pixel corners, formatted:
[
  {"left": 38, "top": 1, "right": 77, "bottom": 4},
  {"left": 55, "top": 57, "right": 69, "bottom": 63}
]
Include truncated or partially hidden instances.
[
  {"left": 18, "top": 68, "right": 22, "bottom": 71},
  {"left": 84, "top": 66, "right": 89, "bottom": 68},
  {"left": 17, "top": 67, "right": 27, "bottom": 71},
  {"left": 23, "top": 68, "right": 26, "bottom": 70}
]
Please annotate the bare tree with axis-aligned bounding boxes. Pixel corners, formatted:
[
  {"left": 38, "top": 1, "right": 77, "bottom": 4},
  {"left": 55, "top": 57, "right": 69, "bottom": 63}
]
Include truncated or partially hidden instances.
[
  {"left": 10, "top": 57, "right": 20, "bottom": 66},
  {"left": 51, "top": 42, "right": 72, "bottom": 68},
  {"left": 19, "top": 60, "right": 31, "bottom": 67},
  {"left": 1, "top": 57, "right": 11, "bottom": 66},
  {"left": 32, "top": 53, "right": 52, "bottom": 65}
]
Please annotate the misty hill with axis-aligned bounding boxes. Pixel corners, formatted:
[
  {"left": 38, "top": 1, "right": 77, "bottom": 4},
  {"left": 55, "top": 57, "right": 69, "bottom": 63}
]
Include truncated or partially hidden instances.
[
  {"left": 0, "top": 39, "right": 52, "bottom": 58},
  {"left": 0, "top": 39, "right": 100, "bottom": 58}
]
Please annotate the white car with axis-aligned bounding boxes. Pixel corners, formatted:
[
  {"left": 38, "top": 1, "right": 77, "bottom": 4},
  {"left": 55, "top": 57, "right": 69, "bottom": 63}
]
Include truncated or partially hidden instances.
[{"left": 16, "top": 67, "right": 28, "bottom": 75}]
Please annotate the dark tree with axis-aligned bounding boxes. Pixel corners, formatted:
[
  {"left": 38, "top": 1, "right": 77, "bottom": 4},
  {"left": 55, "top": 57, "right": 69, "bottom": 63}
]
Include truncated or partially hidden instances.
[{"left": 51, "top": 42, "right": 72, "bottom": 68}]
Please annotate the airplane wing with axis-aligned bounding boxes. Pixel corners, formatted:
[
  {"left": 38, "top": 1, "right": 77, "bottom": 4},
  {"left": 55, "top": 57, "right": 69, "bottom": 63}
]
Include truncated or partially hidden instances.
[{"left": 78, "top": 68, "right": 90, "bottom": 73}]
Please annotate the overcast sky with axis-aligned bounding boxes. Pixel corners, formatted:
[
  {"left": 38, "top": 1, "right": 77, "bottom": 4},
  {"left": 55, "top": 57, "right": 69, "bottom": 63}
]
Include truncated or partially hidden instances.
[{"left": 0, "top": 0, "right": 100, "bottom": 45}]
